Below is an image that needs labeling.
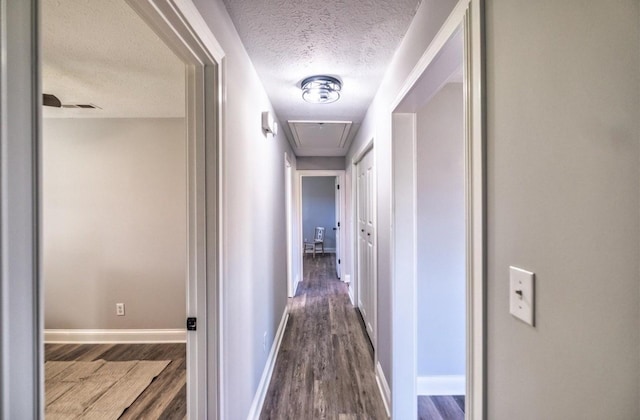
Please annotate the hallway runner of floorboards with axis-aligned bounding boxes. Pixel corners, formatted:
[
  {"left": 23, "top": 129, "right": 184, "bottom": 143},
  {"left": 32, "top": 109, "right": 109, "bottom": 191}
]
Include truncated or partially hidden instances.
[{"left": 260, "top": 254, "right": 388, "bottom": 419}]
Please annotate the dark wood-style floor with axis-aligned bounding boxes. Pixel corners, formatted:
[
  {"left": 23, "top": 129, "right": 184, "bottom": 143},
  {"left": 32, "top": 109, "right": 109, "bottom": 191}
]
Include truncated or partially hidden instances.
[
  {"left": 260, "top": 254, "right": 388, "bottom": 419},
  {"left": 418, "top": 395, "right": 465, "bottom": 419},
  {"left": 44, "top": 264, "right": 463, "bottom": 420},
  {"left": 44, "top": 342, "right": 186, "bottom": 419}
]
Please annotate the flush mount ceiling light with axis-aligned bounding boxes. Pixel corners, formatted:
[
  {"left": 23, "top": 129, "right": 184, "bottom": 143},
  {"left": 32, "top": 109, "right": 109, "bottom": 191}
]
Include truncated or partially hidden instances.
[{"left": 301, "top": 75, "right": 342, "bottom": 104}]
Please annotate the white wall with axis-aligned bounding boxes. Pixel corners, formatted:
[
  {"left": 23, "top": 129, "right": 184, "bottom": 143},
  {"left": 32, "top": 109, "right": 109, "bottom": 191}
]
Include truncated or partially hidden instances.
[
  {"left": 345, "top": 0, "right": 459, "bottom": 389},
  {"left": 191, "top": 1, "right": 296, "bottom": 418},
  {"left": 297, "top": 156, "right": 345, "bottom": 170},
  {"left": 485, "top": 1, "right": 639, "bottom": 418},
  {"left": 302, "top": 177, "right": 336, "bottom": 250},
  {"left": 416, "top": 83, "right": 465, "bottom": 377},
  {"left": 43, "top": 118, "right": 186, "bottom": 330}
]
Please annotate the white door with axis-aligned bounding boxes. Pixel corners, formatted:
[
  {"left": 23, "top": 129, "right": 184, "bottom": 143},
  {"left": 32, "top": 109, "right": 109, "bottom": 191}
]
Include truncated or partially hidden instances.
[
  {"left": 356, "top": 148, "right": 375, "bottom": 344},
  {"left": 335, "top": 177, "right": 341, "bottom": 279}
]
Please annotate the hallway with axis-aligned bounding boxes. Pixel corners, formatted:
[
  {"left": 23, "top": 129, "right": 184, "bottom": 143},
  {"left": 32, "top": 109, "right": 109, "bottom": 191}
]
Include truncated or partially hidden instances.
[{"left": 260, "top": 254, "right": 387, "bottom": 419}]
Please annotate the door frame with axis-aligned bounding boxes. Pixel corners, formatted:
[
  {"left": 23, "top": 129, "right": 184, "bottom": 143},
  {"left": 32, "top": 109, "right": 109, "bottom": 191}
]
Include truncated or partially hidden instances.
[
  {"left": 284, "top": 153, "right": 294, "bottom": 297},
  {"left": 350, "top": 139, "right": 377, "bottom": 357},
  {"left": 389, "top": 0, "right": 484, "bottom": 419},
  {"left": 295, "top": 170, "right": 346, "bottom": 293},
  {"left": 0, "top": 0, "right": 225, "bottom": 418}
]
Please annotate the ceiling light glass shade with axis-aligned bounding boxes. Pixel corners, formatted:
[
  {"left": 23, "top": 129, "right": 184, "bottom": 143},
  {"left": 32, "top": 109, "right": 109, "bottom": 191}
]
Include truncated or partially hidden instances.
[{"left": 301, "top": 75, "right": 342, "bottom": 104}]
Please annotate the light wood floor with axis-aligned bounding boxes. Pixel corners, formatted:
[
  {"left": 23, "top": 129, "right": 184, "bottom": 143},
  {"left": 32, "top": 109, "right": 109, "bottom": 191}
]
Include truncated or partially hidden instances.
[
  {"left": 44, "top": 342, "right": 186, "bottom": 418},
  {"left": 260, "top": 254, "right": 388, "bottom": 419}
]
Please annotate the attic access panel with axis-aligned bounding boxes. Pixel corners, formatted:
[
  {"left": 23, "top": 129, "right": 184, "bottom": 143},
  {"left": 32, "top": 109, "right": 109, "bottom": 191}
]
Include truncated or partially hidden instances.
[{"left": 288, "top": 120, "right": 352, "bottom": 152}]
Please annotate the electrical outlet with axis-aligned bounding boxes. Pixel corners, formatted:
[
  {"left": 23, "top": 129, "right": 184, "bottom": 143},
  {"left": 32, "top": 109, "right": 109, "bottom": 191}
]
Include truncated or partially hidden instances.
[
  {"left": 263, "top": 332, "right": 267, "bottom": 352},
  {"left": 116, "top": 303, "right": 125, "bottom": 316}
]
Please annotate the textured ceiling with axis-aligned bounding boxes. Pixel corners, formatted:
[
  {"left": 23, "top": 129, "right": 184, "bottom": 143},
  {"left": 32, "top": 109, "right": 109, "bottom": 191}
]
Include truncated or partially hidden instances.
[
  {"left": 42, "top": 0, "right": 185, "bottom": 118},
  {"left": 222, "top": 0, "right": 422, "bottom": 156}
]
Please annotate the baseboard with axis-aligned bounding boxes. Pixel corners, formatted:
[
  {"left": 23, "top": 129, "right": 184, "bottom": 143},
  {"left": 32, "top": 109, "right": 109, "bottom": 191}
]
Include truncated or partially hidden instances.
[
  {"left": 44, "top": 329, "right": 187, "bottom": 344},
  {"left": 247, "top": 308, "right": 290, "bottom": 420},
  {"left": 417, "top": 375, "right": 466, "bottom": 396},
  {"left": 375, "top": 361, "right": 391, "bottom": 418},
  {"left": 294, "top": 274, "right": 300, "bottom": 296},
  {"left": 303, "top": 247, "right": 336, "bottom": 254}
]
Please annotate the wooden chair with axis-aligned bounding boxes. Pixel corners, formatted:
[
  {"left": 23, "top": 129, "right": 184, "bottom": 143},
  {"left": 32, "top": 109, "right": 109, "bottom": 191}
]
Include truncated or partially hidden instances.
[{"left": 303, "top": 227, "right": 325, "bottom": 258}]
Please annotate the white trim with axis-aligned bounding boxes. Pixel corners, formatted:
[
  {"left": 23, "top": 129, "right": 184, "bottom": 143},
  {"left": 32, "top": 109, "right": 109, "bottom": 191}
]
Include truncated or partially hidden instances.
[
  {"left": 246, "top": 309, "right": 289, "bottom": 420},
  {"left": 375, "top": 361, "right": 391, "bottom": 418},
  {"left": 351, "top": 137, "right": 374, "bottom": 165},
  {"left": 88, "top": 2, "right": 224, "bottom": 419},
  {"left": 173, "top": 0, "right": 225, "bottom": 61},
  {"left": 467, "top": 1, "right": 485, "bottom": 417},
  {"left": 351, "top": 138, "right": 378, "bottom": 364},
  {"left": 295, "top": 170, "right": 347, "bottom": 291},
  {"left": 390, "top": 112, "right": 418, "bottom": 419},
  {"left": 390, "top": 0, "right": 471, "bottom": 112},
  {"left": 285, "top": 153, "right": 294, "bottom": 298},
  {"left": 1, "top": 1, "right": 43, "bottom": 417},
  {"left": 389, "top": 1, "right": 484, "bottom": 419},
  {"left": 44, "top": 329, "right": 187, "bottom": 344},
  {"left": 344, "top": 274, "right": 355, "bottom": 305},
  {"left": 288, "top": 120, "right": 353, "bottom": 149},
  {"left": 303, "top": 247, "right": 337, "bottom": 254},
  {"left": 417, "top": 375, "right": 466, "bottom": 396}
]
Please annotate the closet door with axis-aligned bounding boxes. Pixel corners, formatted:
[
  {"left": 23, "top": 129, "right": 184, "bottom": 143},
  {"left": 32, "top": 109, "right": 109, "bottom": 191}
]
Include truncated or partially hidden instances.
[{"left": 356, "top": 148, "right": 375, "bottom": 344}]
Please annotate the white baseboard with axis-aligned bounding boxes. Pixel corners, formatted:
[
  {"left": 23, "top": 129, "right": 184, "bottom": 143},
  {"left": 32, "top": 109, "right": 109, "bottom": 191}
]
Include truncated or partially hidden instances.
[
  {"left": 375, "top": 361, "right": 391, "bottom": 418},
  {"left": 44, "top": 329, "right": 187, "bottom": 344},
  {"left": 247, "top": 308, "right": 290, "bottom": 420},
  {"left": 294, "top": 274, "right": 300, "bottom": 296},
  {"left": 417, "top": 375, "right": 466, "bottom": 396},
  {"left": 303, "top": 247, "right": 336, "bottom": 254}
]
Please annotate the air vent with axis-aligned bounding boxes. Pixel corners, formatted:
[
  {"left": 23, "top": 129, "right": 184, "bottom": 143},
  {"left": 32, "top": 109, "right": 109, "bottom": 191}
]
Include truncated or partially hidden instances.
[{"left": 61, "top": 103, "right": 101, "bottom": 109}]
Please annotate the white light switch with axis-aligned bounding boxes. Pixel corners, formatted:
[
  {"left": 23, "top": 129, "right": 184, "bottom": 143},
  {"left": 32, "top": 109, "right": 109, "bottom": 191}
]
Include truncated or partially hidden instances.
[{"left": 509, "top": 266, "right": 535, "bottom": 326}]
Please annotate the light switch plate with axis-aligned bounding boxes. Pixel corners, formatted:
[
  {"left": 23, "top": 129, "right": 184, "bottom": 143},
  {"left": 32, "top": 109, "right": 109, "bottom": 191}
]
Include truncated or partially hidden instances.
[{"left": 509, "top": 266, "right": 535, "bottom": 326}]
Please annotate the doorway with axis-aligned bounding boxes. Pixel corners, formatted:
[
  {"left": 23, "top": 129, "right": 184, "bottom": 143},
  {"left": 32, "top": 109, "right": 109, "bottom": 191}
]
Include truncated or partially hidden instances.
[
  {"left": 296, "top": 170, "right": 346, "bottom": 293},
  {"left": 390, "top": 0, "right": 484, "bottom": 418},
  {"left": 41, "top": 0, "right": 188, "bottom": 417},
  {"left": 0, "top": 0, "right": 224, "bottom": 417}
]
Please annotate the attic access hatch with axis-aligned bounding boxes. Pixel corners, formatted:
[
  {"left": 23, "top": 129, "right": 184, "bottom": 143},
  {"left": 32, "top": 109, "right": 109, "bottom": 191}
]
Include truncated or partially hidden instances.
[{"left": 287, "top": 120, "right": 352, "bottom": 156}]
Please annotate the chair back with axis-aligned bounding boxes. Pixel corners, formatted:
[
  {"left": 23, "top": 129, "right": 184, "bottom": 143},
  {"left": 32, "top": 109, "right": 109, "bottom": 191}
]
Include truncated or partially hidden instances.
[{"left": 314, "top": 227, "right": 325, "bottom": 241}]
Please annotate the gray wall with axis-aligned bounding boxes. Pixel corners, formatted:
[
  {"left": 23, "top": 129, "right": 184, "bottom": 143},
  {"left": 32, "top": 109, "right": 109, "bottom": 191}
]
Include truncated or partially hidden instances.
[
  {"left": 192, "top": 1, "right": 295, "bottom": 418},
  {"left": 416, "top": 83, "right": 465, "bottom": 377},
  {"left": 485, "top": 1, "right": 639, "bottom": 418},
  {"left": 42, "top": 118, "right": 187, "bottom": 329},
  {"left": 349, "top": 1, "right": 640, "bottom": 417},
  {"left": 302, "top": 177, "right": 336, "bottom": 250},
  {"left": 296, "top": 156, "right": 345, "bottom": 170},
  {"left": 345, "top": 0, "right": 459, "bottom": 390}
]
